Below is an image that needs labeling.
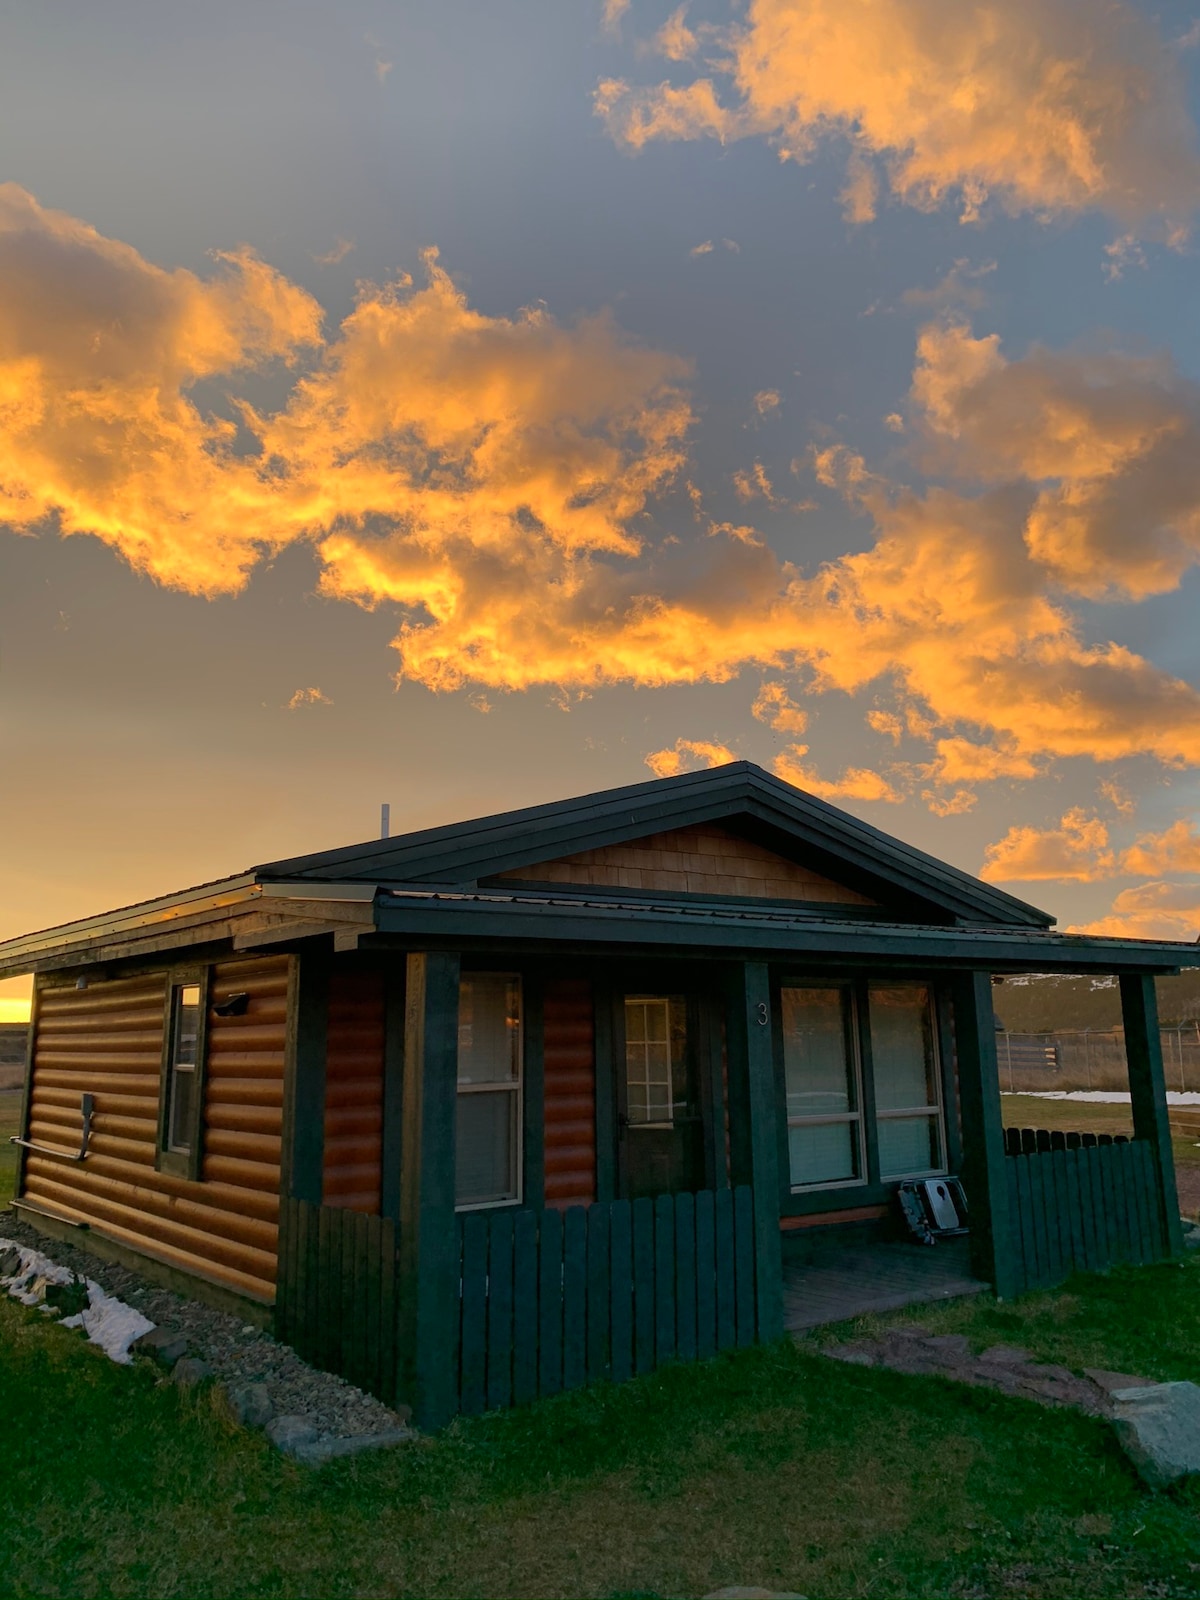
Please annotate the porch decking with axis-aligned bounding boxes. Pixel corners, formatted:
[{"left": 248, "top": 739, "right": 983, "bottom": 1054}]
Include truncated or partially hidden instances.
[{"left": 782, "top": 1237, "right": 987, "bottom": 1331}]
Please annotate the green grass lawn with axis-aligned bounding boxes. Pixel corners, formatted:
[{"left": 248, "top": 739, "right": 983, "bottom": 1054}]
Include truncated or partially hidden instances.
[{"left": 5, "top": 1250, "right": 1200, "bottom": 1599}]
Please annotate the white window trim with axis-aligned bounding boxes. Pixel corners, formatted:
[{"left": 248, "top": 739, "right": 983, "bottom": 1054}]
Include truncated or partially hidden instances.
[
  {"left": 783, "top": 983, "right": 868, "bottom": 1194},
  {"left": 455, "top": 972, "right": 524, "bottom": 1213}
]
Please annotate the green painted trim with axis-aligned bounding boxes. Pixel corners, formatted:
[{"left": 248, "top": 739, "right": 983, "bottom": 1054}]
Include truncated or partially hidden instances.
[
  {"left": 935, "top": 982, "right": 964, "bottom": 1174},
  {"left": 284, "top": 951, "right": 328, "bottom": 1205},
  {"left": 522, "top": 970, "right": 546, "bottom": 1211},
  {"left": 593, "top": 974, "right": 617, "bottom": 1204},
  {"left": 727, "top": 961, "right": 783, "bottom": 1341},
  {"left": 380, "top": 960, "right": 406, "bottom": 1222},
  {"left": 155, "top": 966, "right": 210, "bottom": 1183},
  {"left": 398, "top": 950, "right": 461, "bottom": 1430},
  {"left": 854, "top": 978, "right": 882, "bottom": 1189},
  {"left": 1122, "top": 974, "right": 1184, "bottom": 1258},
  {"left": 696, "top": 988, "right": 729, "bottom": 1189},
  {"left": 952, "top": 972, "right": 1019, "bottom": 1298}
]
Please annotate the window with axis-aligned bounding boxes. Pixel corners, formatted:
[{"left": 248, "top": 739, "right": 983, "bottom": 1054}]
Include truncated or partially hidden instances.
[
  {"left": 868, "top": 984, "right": 946, "bottom": 1179},
  {"left": 781, "top": 986, "right": 864, "bottom": 1189},
  {"left": 624, "top": 996, "right": 686, "bottom": 1127},
  {"left": 159, "top": 972, "right": 208, "bottom": 1177},
  {"left": 456, "top": 973, "right": 522, "bottom": 1209}
]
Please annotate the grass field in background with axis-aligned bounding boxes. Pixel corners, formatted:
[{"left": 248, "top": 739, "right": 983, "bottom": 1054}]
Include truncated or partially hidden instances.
[
  {"left": 0, "top": 1092, "right": 20, "bottom": 1209},
  {"left": 4, "top": 1247, "right": 1200, "bottom": 1599}
]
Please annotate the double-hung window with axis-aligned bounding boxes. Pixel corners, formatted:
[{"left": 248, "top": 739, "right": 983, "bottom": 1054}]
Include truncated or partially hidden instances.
[
  {"left": 868, "top": 984, "right": 946, "bottom": 1179},
  {"left": 456, "top": 973, "right": 522, "bottom": 1210},
  {"left": 158, "top": 971, "right": 208, "bottom": 1178},
  {"left": 781, "top": 985, "right": 864, "bottom": 1189}
]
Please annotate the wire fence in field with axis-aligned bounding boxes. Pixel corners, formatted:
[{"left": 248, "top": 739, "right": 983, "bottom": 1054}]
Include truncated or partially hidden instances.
[{"left": 996, "top": 1025, "right": 1200, "bottom": 1093}]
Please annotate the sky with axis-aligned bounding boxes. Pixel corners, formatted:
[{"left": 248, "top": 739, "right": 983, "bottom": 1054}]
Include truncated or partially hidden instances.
[{"left": 3, "top": 0, "right": 1200, "bottom": 1021}]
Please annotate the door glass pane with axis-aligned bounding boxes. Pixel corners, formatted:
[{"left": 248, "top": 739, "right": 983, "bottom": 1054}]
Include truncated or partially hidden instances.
[
  {"left": 878, "top": 1114, "right": 940, "bottom": 1178},
  {"left": 458, "top": 974, "right": 520, "bottom": 1085},
  {"left": 174, "top": 984, "right": 202, "bottom": 1068},
  {"left": 788, "top": 1121, "right": 858, "bottom": 1186},
  {"left": 625, "top": 998, "right": 674, "bottom": 1124},
  {"left": 781, "top": 988, "right": 854, "bottom": 1117},
  {"left": 870, "top": 986, "right": 938, "bottom": 1111},
  {"left": 456, "top": 1091, "right": 517, "bottom": 1205}
]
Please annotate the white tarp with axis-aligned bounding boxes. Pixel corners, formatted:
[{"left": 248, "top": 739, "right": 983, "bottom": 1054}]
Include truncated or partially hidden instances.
[{"left": 0, "top": 1236, "right": 154, "bottom": 1364}]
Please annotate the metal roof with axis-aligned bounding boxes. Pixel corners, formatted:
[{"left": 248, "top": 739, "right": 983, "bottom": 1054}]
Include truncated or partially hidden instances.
[{"left": 255, "top": 761, "right": 1054, "bottom": 929}]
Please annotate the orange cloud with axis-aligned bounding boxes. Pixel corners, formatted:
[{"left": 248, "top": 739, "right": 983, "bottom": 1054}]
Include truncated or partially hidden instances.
[
  {"left": 773, "top": 744, "right": 902, "bottom": 803},
  {"left": 923, "top": 788, "right": 976, "bottom": 817},
  {"left": 5, "top": 190, "right": 1200, "bottom": 790},
  {"left": 597, "top": 0, "right": 1200, "bottom": 231},
  {"left": 981, "top": 808, "right": 1116, "bottom": 882},
  {"left": 644, "top": 738, "right": 738, "bottom": 777},
  {"left": 0, "top": 183, "right": 321, "bottom": 594},
  {"left": 1119, "top": 818, "right": 1200, "bottom": 877},
  {"left": 1072, "top": 882, "right": 1200, "bottom": 941},
  {"left": 752, "top": 681, "right": 808, "bottom": 735},
  {"left": 286, "top": 687, "right": 333, "bottom": 710},
  {"left": 911, "top": 320, "right": 1200, "bottom": 599}
]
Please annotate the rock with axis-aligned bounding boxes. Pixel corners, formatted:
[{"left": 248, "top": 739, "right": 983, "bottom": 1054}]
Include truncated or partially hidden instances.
[
  {"left": 43, "top": 1276, "right": 89, "bottom": 1318},
  {"left": 919, "top": 1334, "right": 971, "bottom": 1359},
  {"left": 824, "top": 1344, "right": 877, "bottom": 1366},
  {"left": 0, "top": 1247, "right": 22, "bottom": 1277},
  {"left": 1084, "top": 1368, "right": 1159, "bottom": 1396},
  {"left": 267, "top": 1414, "right": 320, "bottom": 1458},
  {"left": 703, "top": 1589, "right": 808, "bottom": 1599},
  {"left": 978, "top": 1345, "right": 1033, "bottom": 1367},
  {"left": 1179, "top": 1219, "right": 1200, "bottom": 1250},
  {"left": 131, "top": 1326, "right": 189, "bottom": 1368},
  {"left": 219, "top": 1382, "right": 274, "bottom": 1428},
  {"left": 1111, "top": 1382, "right": 1200, "bottom": 1489},
  {"left": 293, "top": 1428, "right": 415, "bottom": 1465},
  {"left": 172, "top": 1357, "right": 213, "bottom": 1388}
]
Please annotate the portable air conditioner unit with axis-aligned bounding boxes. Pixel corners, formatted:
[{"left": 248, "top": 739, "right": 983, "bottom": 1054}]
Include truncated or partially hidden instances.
[{"left": 897, "top": 1176, "right": 969, "bottom": 1244}]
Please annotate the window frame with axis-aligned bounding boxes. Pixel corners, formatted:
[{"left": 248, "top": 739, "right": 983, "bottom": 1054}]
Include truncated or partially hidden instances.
[
  {"left": 780, "top": 981, "right": 868, "bottom": 1195},
  {"left": 455, "top": 970, "right": 524, "bottom": 1213},
  {"left": 156, "top": 966, "right": 210, "bottom": 1181},
  {"left": 867, "top": 981, "right": 948, "bottom": 1182}
]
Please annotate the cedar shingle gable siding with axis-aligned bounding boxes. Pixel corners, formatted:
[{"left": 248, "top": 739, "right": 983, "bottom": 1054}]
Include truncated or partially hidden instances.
[{"left": 494, "top": 822, "right": 878, "bottom": 904}]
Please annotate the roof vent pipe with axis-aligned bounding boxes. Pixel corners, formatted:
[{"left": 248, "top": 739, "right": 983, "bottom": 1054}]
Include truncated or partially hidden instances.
[{"left": 380, "top": 802, "right": 390, "bottom": 840}]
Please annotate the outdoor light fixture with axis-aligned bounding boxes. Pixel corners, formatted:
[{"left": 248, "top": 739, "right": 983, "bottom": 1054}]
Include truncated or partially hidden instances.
[{"left": 212, "top": 991, "right": 250, "bottom": 1017}]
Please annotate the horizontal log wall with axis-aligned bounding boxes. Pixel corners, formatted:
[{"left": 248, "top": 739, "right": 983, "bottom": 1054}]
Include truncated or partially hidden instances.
[
  {"left": 21, "top": 956, "right": 290, "bottom": 1303},
  {"left": 323, "top": 967, "right": 385, "bottom": 1214},
  {"left": 542, "top": 978, "right": 596, "bottom": 1208}
]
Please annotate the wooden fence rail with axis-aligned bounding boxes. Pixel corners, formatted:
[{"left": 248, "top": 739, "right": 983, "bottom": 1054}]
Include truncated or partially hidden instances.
[
  {"left": 456, "top": 1186, "right": 760, "bottom": 1415},
  {"left": 275, "top": 1186, "right": 763, "bottom": 1420},
  {"left": 275, "top": 1198, "right": 403, "bottom": 1407},
  {"left": 1003, "top": 1132, "right": 1167, "bottom": 1294}
]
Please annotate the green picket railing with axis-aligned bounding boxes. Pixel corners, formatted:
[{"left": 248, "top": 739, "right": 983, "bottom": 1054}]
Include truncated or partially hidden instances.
[
  {"left": 275, "top": 1186, "right": 762, "bottom": 1420},
  {"left": 1003, "top": 1131, "right": 1168, "bottom": 1293},
  {"left": 455, "top": 1186, "right": 759, "bottom": 1414}
]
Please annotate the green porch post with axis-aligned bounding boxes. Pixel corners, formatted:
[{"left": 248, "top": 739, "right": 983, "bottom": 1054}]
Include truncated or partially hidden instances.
[
  {"left": 952, "top": 971, "right": 1019, "bottom": 1299},
  {"left": 281, "top": 950, "right": 328, "bottom": 1204},
  {"left": 398, "top": 951, "right": 461, "bottom": 1429},
  {"left": 1121, "top": 973, "right": 1183, "bottom": 1259},
  {"left": 727, "top": 961, "right": 783, "bottom": 1341}
]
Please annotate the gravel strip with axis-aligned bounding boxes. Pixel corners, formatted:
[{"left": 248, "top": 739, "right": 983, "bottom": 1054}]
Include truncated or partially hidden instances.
[{"left": 1, "top": 1210, "right": 411, "bottom": 1440}]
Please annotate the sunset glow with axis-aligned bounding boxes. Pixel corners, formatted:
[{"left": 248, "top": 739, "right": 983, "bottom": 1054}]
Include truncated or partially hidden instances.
[{"left": 2, "top": 0, "right": 1199, "bottom": 945}]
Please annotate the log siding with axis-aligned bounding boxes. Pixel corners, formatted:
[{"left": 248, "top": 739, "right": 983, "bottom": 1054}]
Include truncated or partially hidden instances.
[
  {"left": 20, "top": 955, "right": 289, "bottom": 1303},
  {"left": 322, "top": 966, "right": 385, "bottom": 1214},
  {"left": 542, "top": 978, "right": 596, "bottom": 1208}
]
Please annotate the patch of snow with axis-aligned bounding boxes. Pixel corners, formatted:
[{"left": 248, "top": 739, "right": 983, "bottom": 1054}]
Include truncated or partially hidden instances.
[
  {"left": 0, "top": 1237, "right": 154, "bottom": 1364},
  {"left": 1001, "top": 1091, "right": 1200, "bottom": 1105}
]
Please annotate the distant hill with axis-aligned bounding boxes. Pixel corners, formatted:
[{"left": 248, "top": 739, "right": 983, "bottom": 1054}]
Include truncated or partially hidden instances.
[{"left": 993, "top": 971, "right": 1200, "bottom": 1033}]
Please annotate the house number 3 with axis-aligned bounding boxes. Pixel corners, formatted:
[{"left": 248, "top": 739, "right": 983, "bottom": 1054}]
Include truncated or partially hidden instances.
[{"left": 756, "top": 1001, "right": 769, "bottom": 1026}]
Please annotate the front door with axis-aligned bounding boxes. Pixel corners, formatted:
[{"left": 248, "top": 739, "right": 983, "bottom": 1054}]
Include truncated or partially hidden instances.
[{"left": 618, "top": 992, "right": 705, "bottom": 1198}]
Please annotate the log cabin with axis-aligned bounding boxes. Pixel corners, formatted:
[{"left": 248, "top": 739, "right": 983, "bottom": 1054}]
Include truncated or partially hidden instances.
[{"left": 3, "top": 761, "right": 1198, "bottom": 1426}]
